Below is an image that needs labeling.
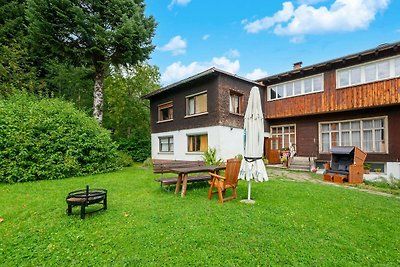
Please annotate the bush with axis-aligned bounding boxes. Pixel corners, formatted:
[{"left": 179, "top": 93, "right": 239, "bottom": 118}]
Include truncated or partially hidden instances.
[
  {"left": 142, "top": 157, "right": 153, "bottom": 168},
  {"left": 116, "top": 151, "right": 134, "bottom": 167},
  {"left": 0, "top": 94, "right": 120, "bottom": 183},
  {"left": 117, "top": 135, "right": 151, "bottom": 163},
  {"left": 202, "top": 147, "right": 223, "bottom": 166}
]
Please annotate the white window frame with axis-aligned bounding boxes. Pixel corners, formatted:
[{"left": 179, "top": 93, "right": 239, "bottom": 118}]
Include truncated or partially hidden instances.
[
  {"left": 185, "top": 91, "right": 208, "bottom": 117},
  {"left": 159, "top": 136, "right": 174, "bottom": 153},
  {"left": 270, "top": 124, "right": 296, "bottom": 150},
  {"left": 268, "top": 73, "right": 324, "bottom": 101},
  {"left": 318, "top": 116, "right": 388, "bottom": 154},
  {"left": 336, "top": 55, "right": 400, "bottom": 89}
]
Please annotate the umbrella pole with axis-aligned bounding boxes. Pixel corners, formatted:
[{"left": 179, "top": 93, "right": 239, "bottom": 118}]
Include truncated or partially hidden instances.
[
  {"left": 247, "top": 180, "right": 251, "bottom": 200},
  {"left": 240, "top": 180, "right": 256, "bottom": 204}
]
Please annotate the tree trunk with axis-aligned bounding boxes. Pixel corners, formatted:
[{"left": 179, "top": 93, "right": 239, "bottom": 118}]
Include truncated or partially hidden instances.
[{"left": 93, "top": 65, "right": 105, "bottom": 124}]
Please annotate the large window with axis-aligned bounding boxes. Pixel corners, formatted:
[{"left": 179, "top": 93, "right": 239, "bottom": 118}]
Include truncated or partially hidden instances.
[
  {"left": 270, "top": 125, "right": 296, "bottom": 150},
  {"left": 395, "top": 57, "right": 400, "bottom": 76},
  {"left": 158, "top": 102, "right": 173, "bottom": 122},
  {"left": 319, "top": 117, "right": 387, "bottom": 153},
  {"left": 229, "top": 92, "right": 243, "bottom": 114},
  {"left": 337, "top": 56, "right": 400, "bottom": 88},
  {"left": 187, "top": 134, "right": 208, "bottom": 152},
  {"left": 159, "top": 136, "right": 174, "bottom": 152},
  {"left": 186, "top": 92, "right": 207, "bottom": 116},
  {"left": 268, "top": 74, "right": 323, "bottom": 101}
]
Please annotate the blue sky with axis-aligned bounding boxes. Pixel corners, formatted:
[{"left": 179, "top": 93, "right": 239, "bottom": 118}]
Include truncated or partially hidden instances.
[{"left": 145, "top": 0, "right": 400, "bottom": 86}]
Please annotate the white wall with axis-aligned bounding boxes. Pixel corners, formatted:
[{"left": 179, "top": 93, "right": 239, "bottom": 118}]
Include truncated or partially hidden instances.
[
  {"left": 386, "top": 162, "right": 400, "bottom": 179},
  {"left": 151, "top": 126, "right": 245, "bottom": 161}
]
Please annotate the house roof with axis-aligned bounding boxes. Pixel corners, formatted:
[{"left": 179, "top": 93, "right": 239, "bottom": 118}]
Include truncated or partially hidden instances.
[
  {"left": 142, "top": 67, "right": 261, "bottom": 99},
  {"left": 257, "top": 41, "right": 400, "bottom": 84}
]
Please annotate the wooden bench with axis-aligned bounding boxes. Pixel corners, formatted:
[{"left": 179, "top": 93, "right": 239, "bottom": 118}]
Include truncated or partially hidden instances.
[{"left": 153, "top": 160, "right": 211, "bottom": 191}]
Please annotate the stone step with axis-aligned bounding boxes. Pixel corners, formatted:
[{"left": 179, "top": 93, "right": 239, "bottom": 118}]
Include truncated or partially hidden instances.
[{"left": 288, "top": 156, "right": 312, "bottom": 171}]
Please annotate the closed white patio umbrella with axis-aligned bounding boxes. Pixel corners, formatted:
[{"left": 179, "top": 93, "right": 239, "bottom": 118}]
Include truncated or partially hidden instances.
[{"left": 239, "top": 86, "right": 268, "bottom": 204}]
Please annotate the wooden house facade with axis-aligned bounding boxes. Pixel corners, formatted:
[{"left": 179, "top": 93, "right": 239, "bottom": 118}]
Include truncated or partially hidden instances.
[
  {"left": 143, "top": 68, "right": 262, "bottom": 161},
  {"left": 144, "top": 42, "right": 400, "bottom": 178},
  {"left": 259, "top": 41, "right": 400, "bottom": 176}
]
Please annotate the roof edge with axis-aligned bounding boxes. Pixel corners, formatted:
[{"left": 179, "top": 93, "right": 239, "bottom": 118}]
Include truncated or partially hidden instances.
[
  {"left": 142, "top": 67, "right": 261, "bottom": 99},
  {"left": 257, "top": 41, "right": 400, "bottom": 83}
]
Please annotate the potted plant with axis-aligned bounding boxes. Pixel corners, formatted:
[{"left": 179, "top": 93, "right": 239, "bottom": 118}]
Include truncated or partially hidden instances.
[
  {"left": 280, "top": 147, "right": 290, "bottom": 158},
  {"left": 280, "top": 156, "right": 288, "bottom": 168},
  {"left": 363, "top": 163, "right": 371, "bottom": 174}
]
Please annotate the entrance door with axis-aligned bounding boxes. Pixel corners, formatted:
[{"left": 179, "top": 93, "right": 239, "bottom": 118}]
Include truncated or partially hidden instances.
[{"left": 265, "top": 137, "right": 281, "bottom": 164}]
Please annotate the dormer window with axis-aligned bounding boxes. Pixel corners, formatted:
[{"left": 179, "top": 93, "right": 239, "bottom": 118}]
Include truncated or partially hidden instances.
[{"left": 158, "top": 102, "right": 173, "bottom": 122}]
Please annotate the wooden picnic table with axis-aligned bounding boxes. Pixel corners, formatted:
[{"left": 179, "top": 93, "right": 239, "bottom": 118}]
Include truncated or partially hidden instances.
[{"left": 169, "top": 165, "right": 226, "bottom": 197}]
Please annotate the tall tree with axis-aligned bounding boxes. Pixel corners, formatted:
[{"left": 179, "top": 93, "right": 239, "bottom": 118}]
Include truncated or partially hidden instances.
[
  {"left": 103, "top": 64, "right": 160, "bottom": 138},
  {"left": 26, "top": 0, "right": 156, "bottom": 123},
  {"left": 0, "top": 0, "right": 39, "bottom": 95}
]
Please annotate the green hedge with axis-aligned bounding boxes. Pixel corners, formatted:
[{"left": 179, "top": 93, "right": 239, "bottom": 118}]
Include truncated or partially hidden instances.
[
  {"left": 0, "top": 94, "right": 120, "bottom": 183},
  {"left": 117, "top": 135, "right": 151, "bottom": 163}
]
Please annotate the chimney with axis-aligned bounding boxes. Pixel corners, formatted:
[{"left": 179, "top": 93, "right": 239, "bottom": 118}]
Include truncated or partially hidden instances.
[{"left": 293, "top": 61, "right": 302, "bottom": 70}]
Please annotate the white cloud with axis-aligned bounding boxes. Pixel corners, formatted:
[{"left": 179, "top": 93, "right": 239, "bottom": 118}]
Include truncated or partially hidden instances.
[
  {"left": 225, "top": 49, "right": 240, "bottom": 58},
  {"left": 168, "top": 0, "right": 191, "bottom": 10},
  {"left": 202, "top": 34, "right": 210, "bottom": 40},
  {"left": 290, "top": 35, "right": 305, "bottom": 43},
  {"left": 297, "top": 0, "right": 327, "bottom": 4},
  {"left": 245, "top": 68, "right": 268, "bottom": 80},
  {"left": 244, "top": 2, "right": 294, "bottom": 33},
  {"left": 244, "top": 0, "right": 390, "bottom": 38},
  {"left": 158, "top": 36, "right": 187, "bottom": 56},
  {"left": 161, "top": 57, "right": 240, "bottom": 85}
]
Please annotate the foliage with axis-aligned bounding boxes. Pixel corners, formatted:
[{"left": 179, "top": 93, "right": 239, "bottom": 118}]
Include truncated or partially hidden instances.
[
  {"left": 116, "top": 151, "right": 134, "bottom": 167},
  {"left": 0, "top": 93, "right": 119, "bottom": 183},
  {"left": 142, "top": 157, "right": 153, "bottom": 168},
  {"left": 103, "top": 64, "right": 159, "bottom": 138},
  {"left": 117, "top": 135, "right": 151, "bottom": 163},
  {"left": 235, "top": 154, "right": 243, "bottom": 160},
  {"left": 0, "top": 0, "right": 26, "bottom": 44},
  {"left": 44, "top": 60, "right": 94, "bottom": 112},
  {"left": 26, "top": 0, "right": 157, "bottom": 122},
  {"left": 103, "top": 64, "right": 159, "bottom": 162},
  {"left": 364, "top": 176, "right": 400, "bottom": 191},
  {"left": 0, "top": 42, "right": 39, "bottom": 95},
  {"left": 363, "top": 163, "right": 372, "bottom": 170},
  {"left": 202, "top": 147, "right": 223, "bottom": 166},
  {"left": 0, "top": 167, "right": 400, "bottom": 265},
  {"left": 0, "top": 0, "right": 39, "bottom": 95}
]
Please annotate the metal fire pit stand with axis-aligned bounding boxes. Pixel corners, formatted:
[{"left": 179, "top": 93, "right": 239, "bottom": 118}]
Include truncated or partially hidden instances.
[{"left": 66, "top": 185, "right": 107, "bottom": 219}]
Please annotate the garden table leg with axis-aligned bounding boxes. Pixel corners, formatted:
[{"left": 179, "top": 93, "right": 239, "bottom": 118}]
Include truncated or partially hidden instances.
[
  {"left": 181, "top": 173, "right": 188, "bottom": 197},
  {"left": 175, "top": 173, "right": 182, "bottom": 194}
]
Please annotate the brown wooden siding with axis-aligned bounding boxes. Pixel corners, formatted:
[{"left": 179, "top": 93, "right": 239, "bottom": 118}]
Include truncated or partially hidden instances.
[
  {"left": 150, "top": 76, "right": 220, "bottom": 134},
  {"left": 268, "top": 106, "right": 400, "bottom": 162},
  {"left": 217, "top": 75, "right": 264, "bottom": 129},
  {"left": 265, "top": 71, "right": 400, "bottom": 119},
  {"left": 150, "top": 73, "right": 260, "bottom": 134}
]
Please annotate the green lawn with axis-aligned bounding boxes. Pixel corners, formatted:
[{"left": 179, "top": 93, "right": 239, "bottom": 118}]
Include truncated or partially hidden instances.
[{"left": 1, "top": 166, "right": 399, "bottom": 266}]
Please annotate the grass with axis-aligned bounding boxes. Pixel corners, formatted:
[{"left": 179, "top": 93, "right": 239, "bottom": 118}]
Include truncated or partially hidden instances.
[
  {"left": 1, "top": 165, "right": 400, "bottom": 266},
  {"left": 361, "top": 177, "right": 400, "bottom": 196}
]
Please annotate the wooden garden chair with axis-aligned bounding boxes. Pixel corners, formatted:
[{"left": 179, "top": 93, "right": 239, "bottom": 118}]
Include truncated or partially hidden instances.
[{"left": 208, "top": 158, "right": 241, "bottom": 203}]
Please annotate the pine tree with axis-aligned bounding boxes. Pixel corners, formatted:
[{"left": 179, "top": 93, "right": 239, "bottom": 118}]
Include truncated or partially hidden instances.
[{"left": 26, "top": 0, "right": 156, "bottom": 123}]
